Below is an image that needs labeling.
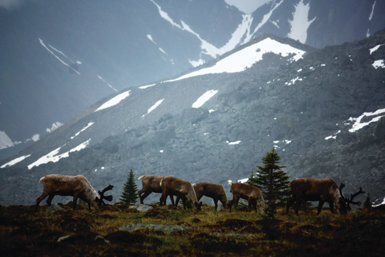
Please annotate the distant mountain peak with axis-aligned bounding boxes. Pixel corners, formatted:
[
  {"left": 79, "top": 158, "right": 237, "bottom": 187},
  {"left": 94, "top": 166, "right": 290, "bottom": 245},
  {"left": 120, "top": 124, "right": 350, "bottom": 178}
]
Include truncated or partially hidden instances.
[{"left": 165, "top": 37, "right": 306, "bottom": 83}]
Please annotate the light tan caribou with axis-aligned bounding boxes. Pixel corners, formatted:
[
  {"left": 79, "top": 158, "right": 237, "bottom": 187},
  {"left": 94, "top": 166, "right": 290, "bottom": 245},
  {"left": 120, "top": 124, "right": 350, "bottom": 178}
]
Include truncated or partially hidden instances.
[
  {"left": 176, "top": 182, "right": 228, "bottom": 210},
  {"left": 160, "top": 176, "right": 202, "bottom": 210},
  {"left": 228, "top": 180, "right": 265, "bottom": 212},
  {"left": 138, "top": 175, "right": 176, "bottom": 204},
  {"left": 35, "top": 174, "right": 109, "bottom": 210}
]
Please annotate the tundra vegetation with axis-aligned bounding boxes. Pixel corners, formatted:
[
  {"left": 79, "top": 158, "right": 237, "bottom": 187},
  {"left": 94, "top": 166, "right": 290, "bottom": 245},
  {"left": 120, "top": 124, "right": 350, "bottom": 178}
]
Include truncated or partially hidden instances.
[{"left": 1, "top": 203, "right": 385, "bottom": 256}]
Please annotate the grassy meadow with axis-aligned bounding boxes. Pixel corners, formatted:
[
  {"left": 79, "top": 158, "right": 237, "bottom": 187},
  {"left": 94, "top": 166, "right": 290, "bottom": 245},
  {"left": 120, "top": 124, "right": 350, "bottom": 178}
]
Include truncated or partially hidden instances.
[{"left": 1, "top": 203, "right": 385, "bottom": 256}]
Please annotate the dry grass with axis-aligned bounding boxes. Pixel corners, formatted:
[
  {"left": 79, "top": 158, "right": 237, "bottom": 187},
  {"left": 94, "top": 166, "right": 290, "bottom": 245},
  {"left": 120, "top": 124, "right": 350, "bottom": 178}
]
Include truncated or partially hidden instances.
[{"left": 1, "top": 203, "right": 385, "bottom": 256}]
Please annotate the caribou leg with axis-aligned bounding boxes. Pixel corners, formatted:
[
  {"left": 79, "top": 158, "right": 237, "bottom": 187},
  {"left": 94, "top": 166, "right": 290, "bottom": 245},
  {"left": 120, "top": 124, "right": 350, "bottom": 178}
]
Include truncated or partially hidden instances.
[{"left": 317, "top": 200, "right": 325, "bottom": 214}]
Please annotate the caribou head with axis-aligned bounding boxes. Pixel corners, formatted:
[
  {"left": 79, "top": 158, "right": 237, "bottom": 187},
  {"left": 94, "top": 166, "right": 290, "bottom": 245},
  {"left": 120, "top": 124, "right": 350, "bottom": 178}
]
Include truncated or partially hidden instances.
[{"left": 339, "top": 183, "right": 365, "bottom": 214}]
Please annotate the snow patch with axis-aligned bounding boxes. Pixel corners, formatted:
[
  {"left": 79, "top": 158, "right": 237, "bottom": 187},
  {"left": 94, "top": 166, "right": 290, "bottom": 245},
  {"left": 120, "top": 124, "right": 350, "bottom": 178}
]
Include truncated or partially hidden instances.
[
  {"left": 28, "top": 139, "right": 91, "bottom": 170},
  {"left": 369, "top": 1, "right": 376, "bottom": 21},
  {"left": 166, "top": 38, "right": 305, "bottom": 83},
  {"left": 346, "top": 108, "right": 385, "bottom": 133},
  {"left": 373, "top": 196, "right": 385, "bottom": 207},
  {"left": 369, "top": 44, "right": 384, "bottom": 55},
  {"left": 139, "top": 83, "right": 156, "bottom": 89},
  {"left": 71, "top": 122, "right": 94, "bottom": 140},
  {"left": 247, "top": 0, "right": 283, "bottom": 42},
  {"left": 142, "top": 99, "right": 165, "bottom": 117},
  {"left": 237, "top": 178, "right": 249, "bottom": 183},
  {"left": 287, "top": 0, "right": 316, "bottom": 44},
  {"left": 46, "top": 121, "right": 63, "bottom": 133},
  {"left": 147, "top": 34, "right": 155, "bottom": 43},
  {"left": 97, "top": 75, "right": 118, "bottom": 92},
  {"left": 189, "top": 59, "right": 205, "bottom": 67},
  {"left": 372, "top": 60, "right": 385, "bottom": 69},
  {"left": 325, "top": 130, "right": 341, "bottom": 140},
  {"left": 0, "top": 131, "right": 14, "bottom": 149},
  {"left": 226, "top": 140, "right": 241, "bottom": 145},
  {"left": 25, "top": 134, "right": 40, "bottom": 143},
  {"left": 95, "top": 90, "right": 131, "bottom": 112},
  {"left": 158, "top": 47, "right": 167, "bottom": 55},
  {"left": 273, "top": 139, "right": 292, "bottom": 147},
  {"left": 38, "top": 38, "right": 80, "bottom": 75},
  {"left": 32, "top": 134, "right": 40, "bottom": 142},
  {"left": 192, "top": 90, "right": 218, "bottom": 108},
  {"left": 151, "top": 0, "right": 278, "bottom": 62},
  {"left": 271, "top": 20, "right": 280, "bottom": 29},
  {"left": 1, "top": 154, "right": 31, "bottom": 169},
  {"left": 285, "top": 76, "right": 302, "bottom": 86}
]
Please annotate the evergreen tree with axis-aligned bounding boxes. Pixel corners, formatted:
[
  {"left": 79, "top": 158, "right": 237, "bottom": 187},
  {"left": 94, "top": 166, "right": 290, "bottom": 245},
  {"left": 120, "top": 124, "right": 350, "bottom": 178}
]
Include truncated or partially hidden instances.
[
  {"left": 120, "top": 169, "right": 138, "bottom": 204},
  {"left": 248, "top": 148, "right": 290, "bottom": 219}
]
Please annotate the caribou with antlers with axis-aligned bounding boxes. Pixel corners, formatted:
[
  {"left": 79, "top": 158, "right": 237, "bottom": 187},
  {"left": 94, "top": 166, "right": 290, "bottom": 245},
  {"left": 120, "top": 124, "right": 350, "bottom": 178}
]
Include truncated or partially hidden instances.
[
  {"left": 287, "top": 178, "right": 364, "bottom": 215},
  {"left": 35, "top": 174, "right": 113, "bottom": 210}
]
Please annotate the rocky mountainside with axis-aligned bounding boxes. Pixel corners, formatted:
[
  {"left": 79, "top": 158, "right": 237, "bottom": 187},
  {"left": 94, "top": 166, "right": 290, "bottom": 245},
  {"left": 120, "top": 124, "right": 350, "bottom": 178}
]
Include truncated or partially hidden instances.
[
  {"left": 1, "top": 30, "right": 384, "bottom": 206},
  {"left": 1, "top": 0, "right": 384, "bottom": 160}
]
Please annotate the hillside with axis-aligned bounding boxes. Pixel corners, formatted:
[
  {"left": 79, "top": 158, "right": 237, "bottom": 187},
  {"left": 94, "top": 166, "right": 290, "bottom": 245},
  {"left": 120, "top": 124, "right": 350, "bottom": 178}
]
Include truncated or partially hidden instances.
[
  {"left": 1, "top": 0, "right": 384, "bottom": 160},
  {"left": 1, "top": 30, "right": 385, "bottom": 206}
]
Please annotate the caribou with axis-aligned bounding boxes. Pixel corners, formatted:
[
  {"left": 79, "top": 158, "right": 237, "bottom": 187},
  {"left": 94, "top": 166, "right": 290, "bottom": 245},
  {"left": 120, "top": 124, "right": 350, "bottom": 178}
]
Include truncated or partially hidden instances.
[
  {"left": 138, "top": 175, "right": 176, "bottom": 204},
  {"left": 176, "top": 182, "right": 227, "bottom": 210},
  {"left": 228, "top": 180, "right": 265, "bottom": 212},
  {"left": 160, "top": 176, "right": 202, "bottom": 210},
  {"left": 287, "top": 178, "right": 364, "bottom": 215},
  {"left": 35, "top": 174, "right": 113, "bottom": 210}
]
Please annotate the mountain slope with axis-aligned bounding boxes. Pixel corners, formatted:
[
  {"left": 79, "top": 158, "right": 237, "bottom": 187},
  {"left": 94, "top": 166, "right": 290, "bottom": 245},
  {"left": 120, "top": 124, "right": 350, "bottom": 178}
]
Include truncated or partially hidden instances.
[
  {"left": 1, "top": 0, "right": 384, "bottom": 160},
  {"left": 1, "top": 30, "right": 385, "bottom": 205}
]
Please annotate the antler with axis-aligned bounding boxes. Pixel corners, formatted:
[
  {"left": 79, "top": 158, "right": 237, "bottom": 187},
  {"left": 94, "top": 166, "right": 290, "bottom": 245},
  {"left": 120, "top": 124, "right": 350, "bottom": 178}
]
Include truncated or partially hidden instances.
[
  {"left": 347, "top": 187, "right": 365, "bottom": 206},
  {"left": 100, "top": 185, "right": 114, "bottom": 196},
  {"left": 339, "top": 183, "right": 346, "bottom": 200},
  {"left": 98, "top": 185, "right": 114, "bottom": 205}
]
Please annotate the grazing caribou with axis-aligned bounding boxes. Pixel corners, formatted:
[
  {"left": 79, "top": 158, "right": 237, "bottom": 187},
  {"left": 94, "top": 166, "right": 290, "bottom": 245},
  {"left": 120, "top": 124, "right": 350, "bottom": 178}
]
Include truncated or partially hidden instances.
[
  {"left": 228, "top": 180, "right": 265, "bottom": 213},
  {"left": 176, "top": 182, "right": 227, "bottom": 210},
  {"left": 160, "top": 176, "right": 202, "bottom": 210},
  {"left": 35, "top": 174, "right": 108, "bottom": 210},
  {"left": 287, "top": 178, "right": 347, "bottom": 215},
  {"left": 138, "top": 175, "right": 175, "bottom": 205}
]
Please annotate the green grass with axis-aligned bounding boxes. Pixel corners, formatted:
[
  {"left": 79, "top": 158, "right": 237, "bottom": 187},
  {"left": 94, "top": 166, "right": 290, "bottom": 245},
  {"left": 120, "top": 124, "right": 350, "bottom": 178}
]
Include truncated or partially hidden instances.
[{"left": 1, "top": 203, "right": 385, "bottom": 256}]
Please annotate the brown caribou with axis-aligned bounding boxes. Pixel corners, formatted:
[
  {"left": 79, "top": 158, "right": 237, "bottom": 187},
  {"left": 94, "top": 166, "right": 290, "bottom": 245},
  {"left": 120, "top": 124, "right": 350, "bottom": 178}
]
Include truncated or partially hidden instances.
[
  {"left": 176, "top": 182, "right": 227, "bottom": 210},
  {"left": 228, "top": 180, "right": 265, "bottom": 212},
  {"left": 35, "top": 174, "right": 111, "bottom": 210},
  {"left": 286, "top": 178, "right": 350, "bottom": 215},
  {"left": 160, "top": 176, "right": 202, "bottom": 210},
  {"left": 138, "top": 175, "right": 176, "bottom": 204}
]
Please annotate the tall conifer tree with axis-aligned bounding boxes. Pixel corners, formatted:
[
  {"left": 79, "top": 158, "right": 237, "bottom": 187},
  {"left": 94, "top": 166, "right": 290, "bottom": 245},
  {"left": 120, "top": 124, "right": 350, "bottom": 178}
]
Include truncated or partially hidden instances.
[
  {"left": 120, "top": 169, "right": 138, "bottom": 204},
  {"left": 249, "top": 149, "right": 290, "bottom": 219}
]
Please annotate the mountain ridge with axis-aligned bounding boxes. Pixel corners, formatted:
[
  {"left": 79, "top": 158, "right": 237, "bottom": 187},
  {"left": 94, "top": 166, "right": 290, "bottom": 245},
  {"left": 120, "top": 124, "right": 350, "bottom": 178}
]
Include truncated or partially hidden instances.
[
  {"left": 2, "top": 0, "right": 384, "bottom": 160},
  {"left": 1, "top": 30, "right": 384, "bottom": 205}
]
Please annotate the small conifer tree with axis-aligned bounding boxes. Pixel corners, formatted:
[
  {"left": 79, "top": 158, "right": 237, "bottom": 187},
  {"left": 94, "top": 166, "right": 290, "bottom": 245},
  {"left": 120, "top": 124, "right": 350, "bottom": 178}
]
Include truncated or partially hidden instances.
[
  {"left": 248, "top": 148, "right": 290, "bottom": 219},
  {"left": 120, "top": 169, "right": 138, "bottom": 204}
]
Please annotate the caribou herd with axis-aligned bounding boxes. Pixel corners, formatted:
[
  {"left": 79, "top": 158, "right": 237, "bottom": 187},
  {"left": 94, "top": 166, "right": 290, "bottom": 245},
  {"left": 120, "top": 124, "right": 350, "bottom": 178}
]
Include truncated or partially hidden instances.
[{"left": 36, "top": 173, "right": 366, "bottom": 215}]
